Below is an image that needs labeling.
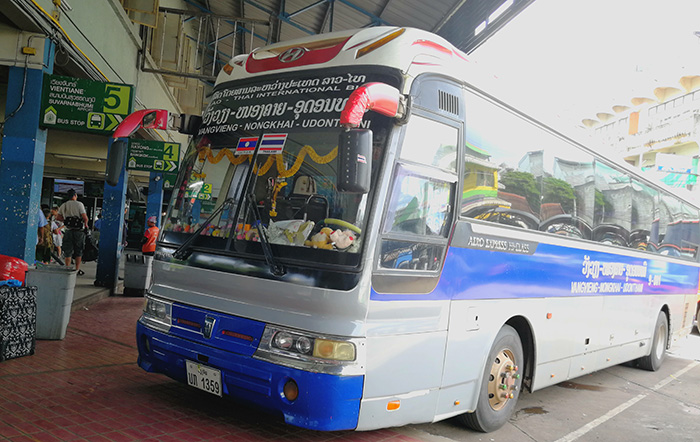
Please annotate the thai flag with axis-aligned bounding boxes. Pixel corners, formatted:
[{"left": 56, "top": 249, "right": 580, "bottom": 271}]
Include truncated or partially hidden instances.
[
  {"left": 236, "top": 137, "right": 258, "bottom": 154},
  {"left": 260, "top": 133, "right": 288, "bottom": 153}
]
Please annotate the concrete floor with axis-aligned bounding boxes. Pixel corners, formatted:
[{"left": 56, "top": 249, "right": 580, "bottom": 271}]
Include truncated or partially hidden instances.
[
  {"left": 401, "top": 327, "right": 700, "bottom": 442},
  {"left": 1, "top": 294, "right": 698, "bottom": 441}
]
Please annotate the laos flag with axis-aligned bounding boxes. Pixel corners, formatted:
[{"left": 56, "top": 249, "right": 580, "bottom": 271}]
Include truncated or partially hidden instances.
[{"left": 236, "top": 137, "right": 258, "bottom": 154}]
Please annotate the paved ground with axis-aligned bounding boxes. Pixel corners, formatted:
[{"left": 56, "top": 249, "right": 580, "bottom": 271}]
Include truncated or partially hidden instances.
[
  {"left": 0, "top": 297, "right": 422, "bottom": 442},
  {"left": 405, "top": 329, "right": 700, "bottom": 442},
  {"left": 1, "top": 293, "right": 699, "bottom": 442}
]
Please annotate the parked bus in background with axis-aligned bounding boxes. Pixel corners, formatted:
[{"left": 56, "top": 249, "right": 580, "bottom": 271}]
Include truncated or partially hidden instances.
[{"left": 114, "top": 27, "right": 700, "bottom": 433}]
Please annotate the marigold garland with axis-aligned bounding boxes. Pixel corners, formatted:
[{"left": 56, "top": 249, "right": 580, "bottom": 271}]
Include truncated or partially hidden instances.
[{"left": 196, "top": 145, "right": 338, "bottom": 178}]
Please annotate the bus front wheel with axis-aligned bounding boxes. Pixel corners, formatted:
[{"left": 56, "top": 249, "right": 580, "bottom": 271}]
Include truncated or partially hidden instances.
[
  {"left": 637, "top": 310, "right": 668, "bottom": 371},
  {"left": 459, "top": 325, "right": 523, "bottom": 432}
]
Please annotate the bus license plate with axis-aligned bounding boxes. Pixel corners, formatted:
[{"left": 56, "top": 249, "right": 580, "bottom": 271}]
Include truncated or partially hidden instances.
[{"left": 185, "top": 360, "right": 222, "bottom": 397}]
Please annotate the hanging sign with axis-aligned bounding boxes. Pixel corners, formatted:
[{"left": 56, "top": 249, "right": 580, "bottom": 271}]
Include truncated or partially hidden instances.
[
  {"left": 40, "top": 74, "right": 134, "bottom": 135},
  {"left": 162, "top": 172, "right": 179, "bottom": 189},
  {"left": 126, "top": 139, "right": 180, "bottom": 173}
]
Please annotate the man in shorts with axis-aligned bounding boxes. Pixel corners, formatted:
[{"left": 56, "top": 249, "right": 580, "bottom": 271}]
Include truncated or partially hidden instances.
[{"left": 56, "top": 189, "right": 89, "bottom": 275}]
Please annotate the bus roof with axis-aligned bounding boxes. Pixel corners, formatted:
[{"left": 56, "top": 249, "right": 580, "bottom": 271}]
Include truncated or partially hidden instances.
[{"left": 215, "top": 27, "right": 495, "bottom": 92}]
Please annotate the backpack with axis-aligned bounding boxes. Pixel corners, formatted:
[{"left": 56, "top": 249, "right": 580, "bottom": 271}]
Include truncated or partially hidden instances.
[{"left": 82, "top": 232, "right": 99, "bottom": 262}]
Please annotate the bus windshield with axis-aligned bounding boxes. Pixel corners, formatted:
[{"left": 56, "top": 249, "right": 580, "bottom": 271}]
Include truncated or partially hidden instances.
[{"left": 161, "top": 69, "right": 399, "bottom": 267}]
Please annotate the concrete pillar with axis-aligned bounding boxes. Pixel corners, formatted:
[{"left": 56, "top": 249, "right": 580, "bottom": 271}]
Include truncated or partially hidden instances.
[
  {"left": 0, "top": 40, "right": 54, "bottom": 263},
  {"left": 95, "top": 138, "right": 128, "bottom": 292},
  {"left": 146, "top": 171, "right": 164, "bottom": 226}
]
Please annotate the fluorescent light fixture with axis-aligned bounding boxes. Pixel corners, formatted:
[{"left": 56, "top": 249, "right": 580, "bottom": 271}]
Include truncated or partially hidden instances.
[
  {"left": 489, "top": 0, "right": 514, "bottom": 23},
  {"left": 52, "top": 153, "right": 101, "bottom": 162},
  {"left": 474, "top": 21, "right": 487, "bottom": 36}
]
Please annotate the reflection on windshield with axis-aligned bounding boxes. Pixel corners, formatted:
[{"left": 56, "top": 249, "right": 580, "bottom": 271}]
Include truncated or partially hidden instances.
[
  {"left": 161, "top": 69, "right": 398, "bottom": 261},
  {"left": 460, "top": 89, "right": 700, "bottom": 259},
  {"left": 163, "top": 131, "right": 373, "bottom": 254}
]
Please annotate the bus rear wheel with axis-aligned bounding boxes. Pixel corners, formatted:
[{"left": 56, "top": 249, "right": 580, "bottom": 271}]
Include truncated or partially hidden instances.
[
  {"left": 459, "top": 325, "right": 523, "bottom": 432},
  {"left": 637, "top": 310, "right": 668, "bottom": 371}
]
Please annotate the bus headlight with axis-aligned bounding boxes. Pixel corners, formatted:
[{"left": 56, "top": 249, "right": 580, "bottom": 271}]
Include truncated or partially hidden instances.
[
  {"left": 255, "top": 325, "right": 364, "bottom": 375},
  {"left": 273, "top": 332, "right": 295, "bottom": 351},
  {"left": 139, "top": 295, "right": 173, "bottom": 333},
  {"left": 295, "top": 336, "right": 312, "bottom": 354}
]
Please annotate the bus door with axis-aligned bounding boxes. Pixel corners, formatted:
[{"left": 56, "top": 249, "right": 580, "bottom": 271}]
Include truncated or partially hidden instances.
[{"left": 364, "top": 76, "right": 462, "bottom": 422}]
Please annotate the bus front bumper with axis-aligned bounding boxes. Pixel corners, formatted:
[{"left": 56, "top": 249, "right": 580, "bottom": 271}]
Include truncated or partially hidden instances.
[{"left": 136, "top": 322, "right": 364, "bottom": 431}]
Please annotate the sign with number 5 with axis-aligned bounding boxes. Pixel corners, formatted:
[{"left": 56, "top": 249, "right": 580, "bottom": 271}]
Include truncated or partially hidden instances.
[{"left": 40, "top": 73, "right": 134, "bottom": 135}]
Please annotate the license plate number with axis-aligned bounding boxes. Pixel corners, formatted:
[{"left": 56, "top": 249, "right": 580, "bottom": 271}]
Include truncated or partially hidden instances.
[{"left": 186, "top": 360, "right": 222, "bottom": 397}]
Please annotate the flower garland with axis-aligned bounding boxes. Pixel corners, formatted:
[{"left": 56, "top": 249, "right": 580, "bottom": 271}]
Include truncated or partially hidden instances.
[{"left": 196, "top": 145, "right": 338, "bottom": 178}]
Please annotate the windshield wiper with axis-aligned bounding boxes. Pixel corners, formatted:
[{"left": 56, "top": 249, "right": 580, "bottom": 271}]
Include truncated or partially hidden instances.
[
  {"left": 172, "top": 197, "right": 236, "bottom": 260},
  {"left": 246, "top": 192, "right": 285, "bottom": 276}
]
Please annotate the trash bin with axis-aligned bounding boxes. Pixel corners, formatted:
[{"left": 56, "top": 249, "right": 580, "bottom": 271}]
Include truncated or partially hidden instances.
[
  {"left": 25, "top": 266, "right": 76, "bottom": 340},
  {"left": 124, "top": 254, "right": 153, "bottom": 296}
]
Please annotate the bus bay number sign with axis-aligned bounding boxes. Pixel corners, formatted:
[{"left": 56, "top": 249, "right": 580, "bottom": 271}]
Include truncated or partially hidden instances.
[
  {"left": 127, "top": 139, "right": 180, "bottom": 173},
  {"left": 40, "top": 74, "right": 134, "bottom": 135}
]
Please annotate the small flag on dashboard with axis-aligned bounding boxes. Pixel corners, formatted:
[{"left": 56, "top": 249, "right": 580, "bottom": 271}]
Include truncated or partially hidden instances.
[
  {"left": 260, "top": 133, "right": 288, "bottom": 154},
  {"left": 236, "top": 137, "right": 258, "bottom": 154}
]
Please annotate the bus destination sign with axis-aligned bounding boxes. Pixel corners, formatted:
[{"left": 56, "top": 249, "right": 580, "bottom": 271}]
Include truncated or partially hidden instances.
[{"left": 40, "top": 74, "right": 134, "bottom": 135}]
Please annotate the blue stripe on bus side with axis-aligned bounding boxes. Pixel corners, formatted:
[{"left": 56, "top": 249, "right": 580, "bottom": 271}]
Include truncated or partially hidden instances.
[{"left": 370, "top": 243, "right": 700, "bottom": 301}]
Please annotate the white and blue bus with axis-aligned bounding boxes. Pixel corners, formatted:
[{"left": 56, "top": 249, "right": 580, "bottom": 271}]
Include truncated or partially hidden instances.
[{"left": 120, "top": 27, "right": 700, "bottom": 432}]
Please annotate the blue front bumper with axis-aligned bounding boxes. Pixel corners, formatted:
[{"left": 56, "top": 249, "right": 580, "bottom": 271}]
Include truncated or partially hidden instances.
[{"left": 136, "top": 322, "right": 364, "bottom": 431}]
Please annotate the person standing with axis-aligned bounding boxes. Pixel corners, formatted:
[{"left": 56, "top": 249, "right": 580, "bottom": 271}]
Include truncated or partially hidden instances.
[
  {"left": 56, "top": 189, "right": 89, "bottom": 275},
  {"left": 35, "top": 206, "right": 52, "bottom": 264},
  {"left": 50, "top": 206, "right": 63, "bottom": 259},
  {"left": 93, "top": 213, "right": 102, "bottom": 244},
  {"left": 141, "top": 216, "right": 159, "bottom": 256}
]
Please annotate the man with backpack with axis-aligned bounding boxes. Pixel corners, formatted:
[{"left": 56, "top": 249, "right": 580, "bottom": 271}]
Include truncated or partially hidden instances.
[{"left": 56, "top": 189, "right": 89, "bottom": 275}]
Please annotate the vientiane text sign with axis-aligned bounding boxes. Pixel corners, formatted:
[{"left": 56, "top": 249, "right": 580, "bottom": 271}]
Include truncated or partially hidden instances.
[
  {"left": 40, "top": 74, "right": 134, "bottom": 135},
  {"left": 127, "top": 139, "right": 180, "bottom": 173}
]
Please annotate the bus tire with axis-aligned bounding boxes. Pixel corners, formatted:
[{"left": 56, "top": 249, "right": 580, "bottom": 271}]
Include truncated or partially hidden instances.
[
  {"left": 637, "top": 310, "right": 668, "bottom": 372},
  {"left": 459, "top": 325, "right": 523, "bottom": 432}
]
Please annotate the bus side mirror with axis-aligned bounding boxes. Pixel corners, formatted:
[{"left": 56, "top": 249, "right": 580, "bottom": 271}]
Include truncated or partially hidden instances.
[
  {"left": 105, "top": 139, "right": 127, "bottom": 186},
  {"left": 179, "top": 114, "right": 202, "bottom": 135},
  {"left": 338, "top": 129, "right": 372, "bottom": 193}
]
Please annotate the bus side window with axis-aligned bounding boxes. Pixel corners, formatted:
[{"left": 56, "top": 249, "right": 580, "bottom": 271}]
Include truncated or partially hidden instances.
[
  {"left": 593, "top": 160, "right": 631, "bottom": 247},
  {"left": 383, "top": 169, "right": 453, "bottom": 237},
  {"left": 379, "top": 165, "right": 454, "bottom": 270},
  {"left": 655, "top": 197, "right": 700, "bottom": 259},
  {"left": 380, "top": 241, "right": 446, "bottom": 270}
]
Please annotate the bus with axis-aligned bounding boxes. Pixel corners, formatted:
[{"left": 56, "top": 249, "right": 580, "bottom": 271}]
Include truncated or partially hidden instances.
[{"left": 116, "top": 27, "right": 700, "bottom": 433}]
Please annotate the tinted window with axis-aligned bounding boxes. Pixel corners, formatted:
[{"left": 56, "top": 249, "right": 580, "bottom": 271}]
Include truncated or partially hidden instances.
[
  {"left": 462, "top": 90, "right": 595, "bottom": 239},
  {"left": 400, "top": 114, "right": 458, "bottom": 171},
  {"left": 461, "top": 89, "right": 700, "bottom": 259},
  {"left": 593, "top": 160, "right": 631, "bottom": 247},
  {"left": 384, "top": 165, "right": 452, "bottom": 237},
  {"left": 652, "top": 193, "right": 700, "bottom": 258},
  {"left": 629, "top": 180, "right": 657, "bottom": 250}
]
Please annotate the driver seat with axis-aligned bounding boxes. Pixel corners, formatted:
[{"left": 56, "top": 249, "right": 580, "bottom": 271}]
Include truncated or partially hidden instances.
[{"left": 287, "top": 175, "right": 328, "bottom": 223}]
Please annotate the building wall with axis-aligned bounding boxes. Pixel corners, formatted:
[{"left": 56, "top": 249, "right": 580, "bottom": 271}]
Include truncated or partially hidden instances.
[{"left": 1, "top": 0, "right": 197, "bottom": 184}]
